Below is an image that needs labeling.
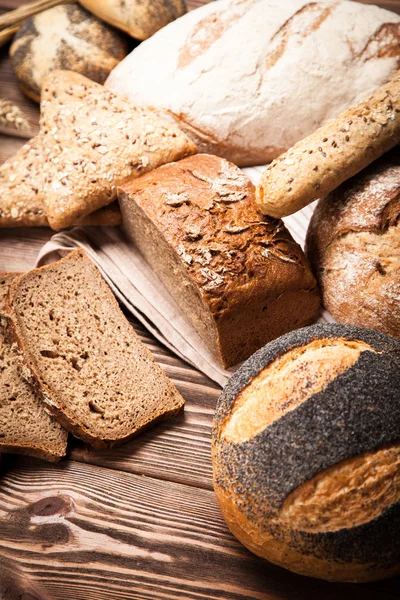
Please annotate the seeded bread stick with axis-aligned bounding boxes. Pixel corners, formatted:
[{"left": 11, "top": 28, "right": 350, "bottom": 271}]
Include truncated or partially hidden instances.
[{"left": 256, "top": 71, "right": 400, "bottom": 218}]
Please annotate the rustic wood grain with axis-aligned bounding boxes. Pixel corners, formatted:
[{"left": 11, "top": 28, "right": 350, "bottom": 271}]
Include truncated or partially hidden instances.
[
  {"left": 1, "top": 1, "right": 400, "bottom": 599},
  {"left": 1, "top": 456, "right": 399, "bottom": 600}
]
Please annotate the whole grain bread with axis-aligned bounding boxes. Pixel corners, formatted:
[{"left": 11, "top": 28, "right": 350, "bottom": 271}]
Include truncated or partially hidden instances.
[
  {"left": 0, "top": 136, "right": 121, "bottom": 228},
  {"left": 256, "top": 71, "right": 400, "bottom": 217},
  {"left": 306, "top": 149, "right": 400, "bottom": 339},
  {"left": 40, "top": 70, "right": 197, "bottom": 230},
  {"left": 10, "top": 3, "right": 128, "bottom": 103},
  {"left": 8, "top": 250, "right": 185, "bottom": 448},
  {"left": 0, "top": 273, "right": 67, "bottom": 462},
  {"left": 118, "top": 154, "right": 320, "bottom": 368},
  {"left": 0, "top": 272, "right": 20, "bottom": 311}
]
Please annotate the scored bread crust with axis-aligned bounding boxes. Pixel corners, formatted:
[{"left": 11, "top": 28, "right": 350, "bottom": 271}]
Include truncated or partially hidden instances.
[
  {"left": 106, "top": 0, "right": 400, "bottom": 167},
  {"left": 306, "top": 149, "right": 400, "bottom": 339},
  {"left": 7, "top": 250, "right": 185, "bottom": 449},
  {"left": 118, "top": 154, "right": 321, "bottom": 368},
  {"left": 212, "top": 323, "right": 400, "bottom": 582},
  {"left": 80, "top": 0, "right": 187, "bottom": 41}
]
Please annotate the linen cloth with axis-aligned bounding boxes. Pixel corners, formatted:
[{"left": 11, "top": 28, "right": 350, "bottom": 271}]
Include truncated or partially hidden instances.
[{"left": 36, "top": 166, "right": 333, "bottom": 387}]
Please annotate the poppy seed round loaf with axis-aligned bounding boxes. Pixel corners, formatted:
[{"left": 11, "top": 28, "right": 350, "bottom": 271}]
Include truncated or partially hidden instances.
[{"left": 212, "top": 323, "right": 400, "bottom": 582}]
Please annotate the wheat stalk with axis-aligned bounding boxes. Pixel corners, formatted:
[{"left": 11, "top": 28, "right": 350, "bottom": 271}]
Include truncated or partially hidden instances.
[
  {"left": 0, "top": 24, "right": 19, "bottom": 48},
  {"left": 0, "top": 0, "right": 70, "bottom": 30},
  {"left": 0, "top": 99, "right": 32, "bottom": 135}
]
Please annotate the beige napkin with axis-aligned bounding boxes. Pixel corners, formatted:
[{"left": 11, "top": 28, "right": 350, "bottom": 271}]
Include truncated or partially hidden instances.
[{"left": 36, "top": 166, "right": 333, "bottom": 387}]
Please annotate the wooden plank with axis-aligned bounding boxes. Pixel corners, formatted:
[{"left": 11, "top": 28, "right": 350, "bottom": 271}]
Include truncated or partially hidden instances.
[
  {"left": 0, "top": 227, "right": 52, "bottom": 270},
  {"left": 0, "top": 455, "right": 399, "bottom": 600}
]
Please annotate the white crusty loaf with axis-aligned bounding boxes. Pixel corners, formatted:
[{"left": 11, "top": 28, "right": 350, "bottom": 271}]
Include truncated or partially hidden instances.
[{"left": 106, "top": 0, "right": 400, "bottom": 166}]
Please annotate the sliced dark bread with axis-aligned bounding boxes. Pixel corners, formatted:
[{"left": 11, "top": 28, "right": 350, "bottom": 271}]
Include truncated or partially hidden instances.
[
  {"left": 0, "top": 272, "right": 21, "bottom": 312},
  {"left": 0, "top": 273, "right": 67, "bottom": 461},
  {"left": 8, "top": 250, "right": 185, "bottom": 448}
]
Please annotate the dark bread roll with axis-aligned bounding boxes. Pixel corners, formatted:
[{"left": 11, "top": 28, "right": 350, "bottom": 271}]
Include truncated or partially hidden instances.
[
  {"left": 305, "top": 149, "right": 400, "bottom": 339},
  {"left": 212, "top": 323, "right": 400, "bottom": 582},
  {"left": 9, "top": 3, "right": 128, "bottom": 103}
]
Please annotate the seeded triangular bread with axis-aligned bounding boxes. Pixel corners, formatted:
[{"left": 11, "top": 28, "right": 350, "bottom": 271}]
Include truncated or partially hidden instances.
[
  {"left": 8, "top": 250, "right": 185, "bottom": 448},
  {"left": 0, "top": 273, "right": 67, "bottom": 461},
  {"left": 40, "top": 70, "right": 197, "bottom": 229},
  {"left": 0, "top": 136, "right": 121, "bottom": 228}
]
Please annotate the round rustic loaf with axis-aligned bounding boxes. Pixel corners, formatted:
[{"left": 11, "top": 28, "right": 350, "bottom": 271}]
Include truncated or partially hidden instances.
[
  {"left": 106, "top": 0, "right": 400, "bottom": 166},
  {"left": 79, "top": 0, "right": 187, "bottom": 40},
  {"left": 212, "top": 324, "right": 400, "bottom": 582},
  {"left": 306, "top": 150, "right": 400, "bottom": 339},
  {"left": 9, "top": 3, "right": 128, "bottom": 103}
]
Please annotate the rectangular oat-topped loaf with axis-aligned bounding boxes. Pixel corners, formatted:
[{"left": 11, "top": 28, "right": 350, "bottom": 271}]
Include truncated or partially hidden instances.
[
  {"left": 8, "top": 250, "right": 185, "bottom": 448},
  {"left": 118, "top": 154, "right": 320, "bottom": 367},
  {"left": 0, "top": 273, "right": 67, "bottom": 462}
]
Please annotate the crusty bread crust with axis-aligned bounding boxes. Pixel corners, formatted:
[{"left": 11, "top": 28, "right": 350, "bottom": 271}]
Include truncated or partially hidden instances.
[
  {"left": 10, "top": 4, "right": 128, "bottom": 103},
  {"left": 80, "top": 0, "right": 187, "bottom": 41},
  {"left": 256, "top": 70, "right": 400, "bottom": 217},
  {"left": 212, "top": 323, "right": 400, "bottom": 582},
  {"left": 306, "top": 149, "right": 400, "bottom": 339},
  {"left": 40, "top": 70, "right": 197, "bottom": 230},
  {"left": 8, "top": 250, "right": 185, "bottom": 448},
  {"left": 119, "top": 154, "right": 320, "bottom": 368},
  {"left": 0, "top": 136, "right": 122, "bottom": 228},
  {"left": 106, "top": 0, "right": 400, "bottom": 167},
  {"left": 214, "top": 484, "right": 400, "bottom": 583}
]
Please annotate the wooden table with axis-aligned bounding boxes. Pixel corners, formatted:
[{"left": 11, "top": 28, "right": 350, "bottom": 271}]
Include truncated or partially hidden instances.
[{"left": 1, "top": 1, "right": 399, "bottom": 598}]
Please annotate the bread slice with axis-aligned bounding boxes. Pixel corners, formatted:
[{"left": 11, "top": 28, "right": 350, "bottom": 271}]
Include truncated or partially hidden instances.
[
  {"left": 0, "top": 272, "right": 21, "bottom": 312},
  {"left": 0, "top": 136, "right": 121, "bottom": 228},
  {"left": 40, "top": 70, "right": 197, "bottom": 229},
  {"left": 8, "top": 250, "right": 185, "bottom": 448},
  {"left": 0, "top": 273, "right": 67, "bottom": 461}
]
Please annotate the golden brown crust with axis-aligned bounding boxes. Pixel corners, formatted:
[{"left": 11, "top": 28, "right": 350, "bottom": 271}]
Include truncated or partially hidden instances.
[
  {"left": 215, "top": 484, "right": 400, "bottom": 583},
  {"left": 0, "top": 273, "right": 21, "bottom": 313},
  {"left": 10, "top": 4, "right": 128, "bottom": 103},
  {"left": 119, "top": 154, "right": 320, "bottom": 367},
  {"left": 306, "top": 149, "right": 400, "bottom": 339},
  {"left": 256, "top": 70, "right": 400, "bottom": 218},
  {"left": 0, "top": 135, "right": 121, "bottom": 229},
  {"left": 80, "top": 0, "right": 187, "bottom": 41},
  {"left": 220, "top": 338, "right": 374, "bottom": 443},
  {"left": 0, "top": 441, "right": 64, "bottom": 463},
  {"left": 281, "top": 443, "right": 400, "bottom": 533},
  {"left": 212, "top": 324, "right": 400, "bottom": 582},
  {"left": 40, "top": 70, "right": 197, "bottom": 230}
]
